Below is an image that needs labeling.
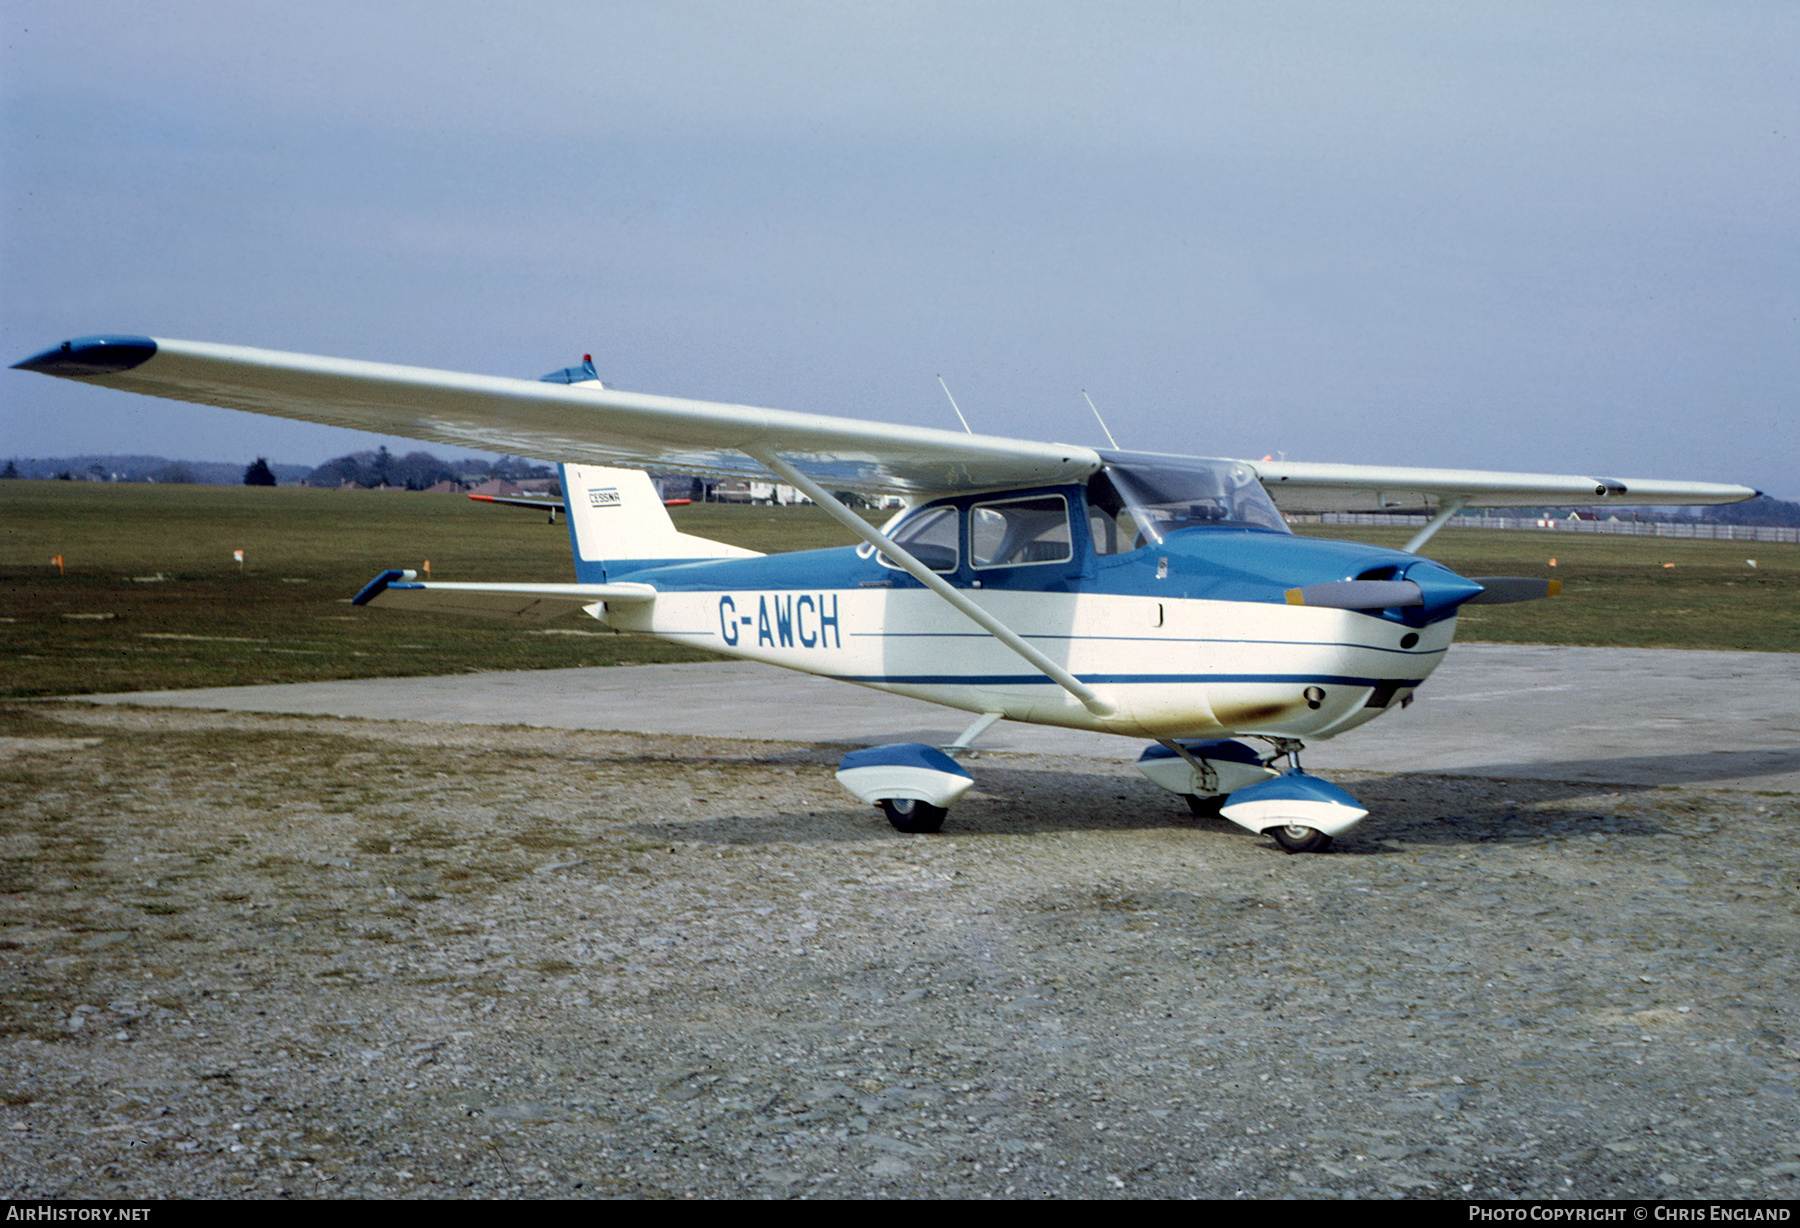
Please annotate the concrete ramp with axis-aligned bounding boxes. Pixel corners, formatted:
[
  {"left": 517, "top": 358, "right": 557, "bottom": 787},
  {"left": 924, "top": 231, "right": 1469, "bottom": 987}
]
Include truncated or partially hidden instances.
[{"left": 76, "top": 645, "right": 1800, "bottom": 791}]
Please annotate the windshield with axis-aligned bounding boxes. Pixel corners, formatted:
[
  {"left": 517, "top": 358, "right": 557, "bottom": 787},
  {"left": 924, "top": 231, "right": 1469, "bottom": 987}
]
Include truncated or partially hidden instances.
[{"left": 1090, "top": 454, "right": 1289, "bottom": 547}]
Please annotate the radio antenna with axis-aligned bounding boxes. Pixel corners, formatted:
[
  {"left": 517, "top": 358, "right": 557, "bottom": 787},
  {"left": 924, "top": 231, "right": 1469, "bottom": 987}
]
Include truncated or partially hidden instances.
[
  {"left": 937, "top": 375, "right": 974, "bottom": 434},
  {"left": 1082, "top": 390, "right": 1120, "bottom": 449}
]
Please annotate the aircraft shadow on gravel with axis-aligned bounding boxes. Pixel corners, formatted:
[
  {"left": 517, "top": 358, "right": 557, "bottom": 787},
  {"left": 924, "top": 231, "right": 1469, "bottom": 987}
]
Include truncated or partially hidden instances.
[{"left": 620, "top": 766, "right": 1674, "bottom": 853}]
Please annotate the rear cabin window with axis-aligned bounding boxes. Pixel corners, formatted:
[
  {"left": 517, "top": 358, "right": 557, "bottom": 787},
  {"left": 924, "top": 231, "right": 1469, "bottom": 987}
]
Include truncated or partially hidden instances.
[{"left": 970, "top": 495, "right": 1072, "bottom": 568}]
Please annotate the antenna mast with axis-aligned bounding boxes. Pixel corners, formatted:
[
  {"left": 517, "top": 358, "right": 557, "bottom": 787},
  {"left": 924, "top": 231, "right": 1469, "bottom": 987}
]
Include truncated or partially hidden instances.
[
  {"left": 1082, "top": 390, "right": 1120, "bottom": 449},
  {"left": 937, "top": 376, "right": 974, "bottom": 434}
]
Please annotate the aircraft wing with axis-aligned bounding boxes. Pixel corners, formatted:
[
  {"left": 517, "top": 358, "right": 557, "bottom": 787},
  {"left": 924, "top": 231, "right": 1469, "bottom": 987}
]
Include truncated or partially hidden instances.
[
  {"left": 14, "top": 335, "right": 1098, "bottom": 496},
  {"left": 15, "top": 335, "right": 1757, "bottom": 506},
  {"left": 1246, "top": 459, "right": 1757, "bottom": 512},
  {"left": 351, "top": 570, "right": 656, "bottom": 623}
]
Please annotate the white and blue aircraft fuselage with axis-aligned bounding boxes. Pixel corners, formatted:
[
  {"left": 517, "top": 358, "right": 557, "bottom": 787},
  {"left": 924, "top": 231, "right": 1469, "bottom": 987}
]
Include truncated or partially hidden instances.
[
  {"left": 547, "top": 465, "right": 1458, "bottom": 742},
  {"left": 14, "top": 334, "right": 1760, "bottom": 851}
]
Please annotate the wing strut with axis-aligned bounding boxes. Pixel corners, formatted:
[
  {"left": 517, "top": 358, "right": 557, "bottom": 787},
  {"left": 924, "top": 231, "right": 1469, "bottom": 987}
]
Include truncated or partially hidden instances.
[
  {"left": 747, "top": 449, "right": 1118, "bottom": 719},
  {"left": 1402, "top": 496, "right": 1467, "bottom": 554}
]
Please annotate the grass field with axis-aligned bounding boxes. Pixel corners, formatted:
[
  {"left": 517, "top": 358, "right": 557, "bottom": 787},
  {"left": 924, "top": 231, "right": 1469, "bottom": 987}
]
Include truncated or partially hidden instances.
[
  {"left": 0, "top": 482, "right": 854, "bottom": 697},
  {"left": 1301, "top": 521, "right": 1797, "bottom": 655},
  {"left": 3, "top": 480, "right": 1794, "bottom": 697}
]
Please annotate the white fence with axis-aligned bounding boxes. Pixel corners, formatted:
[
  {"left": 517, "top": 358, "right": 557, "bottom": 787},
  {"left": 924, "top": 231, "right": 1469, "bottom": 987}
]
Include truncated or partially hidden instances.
[{"left": 1291, "top": 513, "right": 1799, "bottom": 545}]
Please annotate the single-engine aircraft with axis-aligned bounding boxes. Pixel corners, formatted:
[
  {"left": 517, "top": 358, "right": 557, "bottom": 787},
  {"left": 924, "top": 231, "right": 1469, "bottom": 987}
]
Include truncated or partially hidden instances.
[{"left": 14, "top": 335, "right": 1759, "bottom": 851}]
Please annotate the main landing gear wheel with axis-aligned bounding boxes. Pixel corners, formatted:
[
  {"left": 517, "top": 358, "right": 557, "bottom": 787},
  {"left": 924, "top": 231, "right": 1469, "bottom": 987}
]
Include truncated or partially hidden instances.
[
  {"left": 1184, "top": 794, "right": 1226, "bottom": 819},
  {"left": 1269, "top": 824, "right": 1333, "bottom": 854},
  {"left": 880, "top": 798, "right": 947, "bottom": 834}
]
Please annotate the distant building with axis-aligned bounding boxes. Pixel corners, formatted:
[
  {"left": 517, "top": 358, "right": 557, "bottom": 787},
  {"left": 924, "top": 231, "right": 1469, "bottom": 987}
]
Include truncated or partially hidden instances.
[{"left": 707, "top": 479, "right": 810, "bottom": 506}]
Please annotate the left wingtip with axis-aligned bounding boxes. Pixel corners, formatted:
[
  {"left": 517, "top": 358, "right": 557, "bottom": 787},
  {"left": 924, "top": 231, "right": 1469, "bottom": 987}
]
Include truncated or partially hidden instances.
[{"left": 13, "top": 335, "right": 158, "bottom": 377}]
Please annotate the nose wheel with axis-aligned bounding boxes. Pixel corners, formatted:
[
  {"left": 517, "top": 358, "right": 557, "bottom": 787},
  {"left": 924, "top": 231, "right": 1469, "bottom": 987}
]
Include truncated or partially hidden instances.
[{"left": 1269, "top": 823, "right": 1333, "bottom": 854}]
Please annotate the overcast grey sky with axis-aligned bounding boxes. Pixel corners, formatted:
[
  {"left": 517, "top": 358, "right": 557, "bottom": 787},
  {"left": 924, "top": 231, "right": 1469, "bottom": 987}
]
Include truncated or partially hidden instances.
[{"left": 3, "top": 2, "right": 1795, "bottom": 495}]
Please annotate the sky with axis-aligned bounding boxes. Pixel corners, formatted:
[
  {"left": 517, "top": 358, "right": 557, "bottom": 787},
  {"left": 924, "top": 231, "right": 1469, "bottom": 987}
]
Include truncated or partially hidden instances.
[{"left": 2, "top": 2, "right": 1795, "bottom": 496}]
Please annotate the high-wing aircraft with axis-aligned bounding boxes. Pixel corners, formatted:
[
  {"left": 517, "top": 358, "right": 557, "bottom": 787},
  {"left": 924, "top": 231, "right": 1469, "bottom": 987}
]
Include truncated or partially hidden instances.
[{"left": 15, "top": 334, "right": 1759, "bottom": 851}]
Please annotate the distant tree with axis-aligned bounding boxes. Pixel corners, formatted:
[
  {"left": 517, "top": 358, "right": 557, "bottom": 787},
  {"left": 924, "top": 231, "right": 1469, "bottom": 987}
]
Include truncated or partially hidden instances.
[
  {"left": 1, "top": 459, "right": 17, "bottom": 480},
  {"left": 489, "top": 453, "right": 554, "bottom": 480},
  {"left": 392, "top": 450, "right": 456, "bottom": 490},
  {"left": 243, "top": 457, "right": 278, "bottom": 486},
  {"left": 1700, "top": 495, "right": 1800, "bottom": 528},
  {"left": 150, "top": 463, "right": 196, "bottom": 484},
  {"left": 306, "top": 452, "right": 372, "bottom": 487},
  {"left": 304, "top": 449, "right": 461, "bottom": 489}
]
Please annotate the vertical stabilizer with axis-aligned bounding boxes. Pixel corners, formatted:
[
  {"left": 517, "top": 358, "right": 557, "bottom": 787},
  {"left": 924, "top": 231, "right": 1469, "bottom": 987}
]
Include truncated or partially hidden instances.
[{"left": 560, "top": 465, "right": 761, "bottom": 581}]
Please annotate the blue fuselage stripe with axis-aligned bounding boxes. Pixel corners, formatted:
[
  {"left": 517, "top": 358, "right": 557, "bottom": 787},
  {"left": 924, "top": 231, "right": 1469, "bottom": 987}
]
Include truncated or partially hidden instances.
[{"left": 845, "top": 631, "right": 1445, "bottom": 657}]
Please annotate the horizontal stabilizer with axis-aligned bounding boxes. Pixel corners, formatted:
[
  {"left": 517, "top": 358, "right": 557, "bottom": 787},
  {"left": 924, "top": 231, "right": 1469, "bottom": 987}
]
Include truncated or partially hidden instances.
[
  {"left": 351, "top": 569, "right": 654, "bottom": 623},
  {"left": 469, "top": 493, "right": 561, "bottom": 512}
]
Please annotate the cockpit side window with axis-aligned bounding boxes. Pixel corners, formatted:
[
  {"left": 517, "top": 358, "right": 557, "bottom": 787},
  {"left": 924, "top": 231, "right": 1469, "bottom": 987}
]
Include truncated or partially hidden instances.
[
  {"left": 875, "top": 503, "right": 960, "bottom": 572},
  {"left": 1083, "top": 470, "right": 1136, "bottom": 555}
]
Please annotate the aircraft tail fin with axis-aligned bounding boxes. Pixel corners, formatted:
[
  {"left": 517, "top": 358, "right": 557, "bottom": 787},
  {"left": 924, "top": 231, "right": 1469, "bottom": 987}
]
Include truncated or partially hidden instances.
[{"left": 560, "top": 464, "right": 760, "bottom": 581}]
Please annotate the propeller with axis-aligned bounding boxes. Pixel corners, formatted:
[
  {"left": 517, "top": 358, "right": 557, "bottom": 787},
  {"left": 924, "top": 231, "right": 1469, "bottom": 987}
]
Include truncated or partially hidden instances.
[
  {"left": 1285, "top": 575, "right": 1559, "bottom": 610},
  {"left": 1284, "top": 580, "right": 1423, "bottom": 609}
]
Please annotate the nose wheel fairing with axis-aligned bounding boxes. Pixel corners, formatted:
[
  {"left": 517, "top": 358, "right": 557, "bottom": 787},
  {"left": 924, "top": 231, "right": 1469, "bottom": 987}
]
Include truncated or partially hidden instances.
[
  {"left": 835, "top": 743, "right": 975, "bottom": 812},
  {"left": 1214, "top": 771, "right": 1369, "bottom": 840},
  {"left": 1134, "top": 738, "right": 1369, "bottom": 851}
]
